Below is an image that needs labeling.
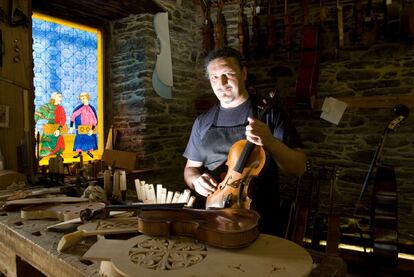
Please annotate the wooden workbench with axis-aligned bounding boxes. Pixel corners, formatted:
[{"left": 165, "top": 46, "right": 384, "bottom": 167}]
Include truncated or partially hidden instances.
[
  {"left": 0, "top": 211, "right": 101, "bottom": 277},
  {"left": 0, "top": 210, "right": 347, "bottom": 277}
]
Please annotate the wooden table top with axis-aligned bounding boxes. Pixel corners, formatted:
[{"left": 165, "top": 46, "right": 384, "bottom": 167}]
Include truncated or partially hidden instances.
[
  {"left": 0, "top": 210, "right": 314, "bottom": 277},
  {"left": 0, "top": 211, "right": 101, "bottom": 277},
  {"left": 83, "top": 234, "right": 313, "bottom": 277}
]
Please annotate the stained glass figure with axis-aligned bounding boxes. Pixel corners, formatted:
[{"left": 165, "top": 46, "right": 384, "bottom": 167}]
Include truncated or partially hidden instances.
[
  {"left": 34, "top": 92, "right": 67, "bottom": 158},
  {"left": 70, "top": 92, "right": 98, "bottom": 159}
]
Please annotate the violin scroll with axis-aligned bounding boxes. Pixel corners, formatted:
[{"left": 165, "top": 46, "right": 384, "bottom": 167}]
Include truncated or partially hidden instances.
[
  {"left": 387, "top": 104, "right": 409, "bottom": 131},
  {"left": 393, "top": 104, "right": 409, "bottom": 118}
]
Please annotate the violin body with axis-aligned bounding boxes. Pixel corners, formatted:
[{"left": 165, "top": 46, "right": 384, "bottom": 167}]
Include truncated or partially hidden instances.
[
  {"left": 354, "top": 104, "right": 408, "bottom": 268},
  {"left": 206, "top": 139, "right": 267, "bottom": 209},
  {"left": 283, "top": 0, "right": 293, "bottom": 54},
  {"left": 251, "top": 1, "right": 261, "bottom": 58},
  {"left": 137, "top": 207, "right": 260, "bottom": 248},
  {"left": 361, "top": 0, "right": 379, "bottom": 45},
  {"left": 372, "top": 164, "right": 398, "bottom": 266},
  {"left": 237, "top": 21, "right": 245, "bottom": 56},
  {"left": 238, "top": 16, "right": 250, "bottom": 59},
  {"left": 296, "top": 25, "right": 320, "bottom": 108},
  {"left": 266, "top": 15, "right": 277, "bottom": 53},
  {"left": 201, "top": 2, "right": 214, "bottom": 57},
  {"left": 214, "top": 3, "right": 226, "bottom": 49}
]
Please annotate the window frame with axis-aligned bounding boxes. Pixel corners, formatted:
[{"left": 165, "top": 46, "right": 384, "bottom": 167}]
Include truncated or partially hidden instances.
[{"left": 32, "top": 12, "right": 104, "bottom": 164}]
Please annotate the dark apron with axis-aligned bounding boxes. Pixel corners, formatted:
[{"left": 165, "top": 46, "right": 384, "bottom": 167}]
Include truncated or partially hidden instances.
[
  {"left": 198, "top": 107, "right": 248, "bottom": 171},
  {"left": 198, "top": 106, "right": 281, "bottom": 236}
]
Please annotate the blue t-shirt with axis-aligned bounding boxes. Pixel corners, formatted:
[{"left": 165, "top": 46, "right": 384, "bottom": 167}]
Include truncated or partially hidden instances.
[{"left": 183, "top": 98, "right": 303, "bottom": 163}]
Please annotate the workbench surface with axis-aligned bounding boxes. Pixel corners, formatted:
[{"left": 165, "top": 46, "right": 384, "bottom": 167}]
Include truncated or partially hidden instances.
[
  {"left": 0, "top": 211, "right": 101, "bottom": 277},
  {"left": 0, "top": 210, "right": 347, "bottom": 277}
]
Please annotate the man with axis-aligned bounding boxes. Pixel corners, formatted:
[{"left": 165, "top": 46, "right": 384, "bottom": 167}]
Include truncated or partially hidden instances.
[
  {"left": 183, "top": 47, "right": 307, "bottom": 235},
  {"left": 70, "top": 92, "right": 98, "bottom": 159},
  {"left": 35, "top": 92, "right": 66, "bottom": 158}
]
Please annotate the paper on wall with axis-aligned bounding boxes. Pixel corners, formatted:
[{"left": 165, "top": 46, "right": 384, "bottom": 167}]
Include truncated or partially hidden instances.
[{"left": 320, "top": 97, "right": 348, "bottom": 125}]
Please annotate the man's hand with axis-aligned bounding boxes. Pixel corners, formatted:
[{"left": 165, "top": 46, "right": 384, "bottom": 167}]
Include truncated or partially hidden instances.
[
  {"left": 88, "top": 129, "right": 93, "bottom": 136},
  {"left": 192, "top": 173, "right": 218, "bottom": 197},
  {"left": 53, "top": 129, "right": 60, "bottom": 137},
  {"left": 69, "top": 127, "right": 74, "bottom": 134},
  {"left": 245, "top": 117, "right": 308, "bottom": 177},
  {"left": 245, "top": 117, "right": 273, "bottom": 147}
]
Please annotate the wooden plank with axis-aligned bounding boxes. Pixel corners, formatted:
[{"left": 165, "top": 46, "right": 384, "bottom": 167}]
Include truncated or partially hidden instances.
[
  {"left": 283, "top": 95, "right": 414, "bottom": 110},
  {"left": 21, "top": 202, "right": 105, "bottom": 221},
  {"left": 315, "top": 95, "right": 414, "bottom": 109},
  {"left": 4, "top": 196, "right": 90, "bottom": 209}
]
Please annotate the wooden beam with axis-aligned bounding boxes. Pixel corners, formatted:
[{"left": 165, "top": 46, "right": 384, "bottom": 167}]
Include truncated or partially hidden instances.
[
  {"left": 315, "top": 95, "right": 414, "bottom": 109},
  {"left": 283, "top": 95, "right": 414, "bottom": 110}
]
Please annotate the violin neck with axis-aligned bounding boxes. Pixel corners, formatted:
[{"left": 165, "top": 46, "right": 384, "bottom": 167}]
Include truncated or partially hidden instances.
[{"left": 233, "top": 141, "right": 255, "bottom": 173}]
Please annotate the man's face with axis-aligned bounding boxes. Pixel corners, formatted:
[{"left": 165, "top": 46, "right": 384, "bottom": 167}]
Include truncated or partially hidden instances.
[
  {"left": 207, "top": 57, "right": 247, "bottom": 108},
  {"left": 54, "top": 94, "right": 62, "bottom": 105},
  {"left": 80, "top": 95, "right": 88, "bottom": 104}
]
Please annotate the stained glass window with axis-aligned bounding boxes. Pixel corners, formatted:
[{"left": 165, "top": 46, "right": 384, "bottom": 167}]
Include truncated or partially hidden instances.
[{"left": 32, "top": 13, "right": 103, "bottom": 165}]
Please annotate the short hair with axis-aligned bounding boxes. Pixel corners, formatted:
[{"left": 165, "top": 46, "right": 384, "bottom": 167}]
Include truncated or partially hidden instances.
[
  {"left": 204, "top": 47, "right": 245, "bottom": 73},
  {"left": 49, "top": 92, "right": 62, "bottom": 105},
  {"left": 79, "top": 92, "right": 90, "bottom": 100}
]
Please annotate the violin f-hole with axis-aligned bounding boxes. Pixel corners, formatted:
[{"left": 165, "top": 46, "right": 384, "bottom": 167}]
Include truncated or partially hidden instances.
[{"left": 219, "top": 175, "right": 232, "bottom": 190}]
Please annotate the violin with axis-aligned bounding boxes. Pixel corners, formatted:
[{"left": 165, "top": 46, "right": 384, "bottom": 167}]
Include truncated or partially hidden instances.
[
  {"left": 353, "top": 104, "right": 409, "bottom": 266},
  {"left": 250, "top": 0, "right": 261, "bottom": 58},
  {"left": 371, "top": 105, "right": 409, "bottom": 266},
  {"left": 214, "top": 0, "right": 226, "bottom": 49},
  {"left": 237, "top": 0, "right": 249, "bottom": 59},
  {"left": 361, "top": 0, "right": 379, "bottom": 45},
  {"left": 200, "top": 0, "right": 214, "bottom": 57},
  {"left": 283, "top": 0, "right": 293, "bottom": 57},
  {"left": 205, "top": 93, "right": 277, "bottom": 210},
  {"left": 137, "top": 208, "right": 260, "bottom": 249},
  {"left": 266, "top": 0, "right": 277, "bottom": 53}
]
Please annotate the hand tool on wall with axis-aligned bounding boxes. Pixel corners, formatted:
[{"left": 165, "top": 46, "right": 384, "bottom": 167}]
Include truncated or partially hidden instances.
[
  {"left": 8, "top": 0, "right": 29, "bottom": 27},
  {"left": 0, "top": 29, "right": 3, "bottom": 67}
]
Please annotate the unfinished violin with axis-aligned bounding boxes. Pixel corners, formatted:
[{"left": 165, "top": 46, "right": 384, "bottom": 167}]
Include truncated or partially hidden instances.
[
  {"left": 250, "top": 0, "right": 261, "bottom": 58},
  {"left": 200, "top": 0, "right": 214, "bottom": 57},
  {"left": 137, "top": 207, "right": 260, "bottom": 249},
  {"left": 214, "top": 0, "right": 226, "bottom": 49}
]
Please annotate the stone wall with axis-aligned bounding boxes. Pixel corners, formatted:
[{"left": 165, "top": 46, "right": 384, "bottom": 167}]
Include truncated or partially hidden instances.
[
  {"left": 108, "top": 1, "right": 414, "bottom": 238},
  {"left": 109, "top": 1, "right": 209, "bottom": 191}
]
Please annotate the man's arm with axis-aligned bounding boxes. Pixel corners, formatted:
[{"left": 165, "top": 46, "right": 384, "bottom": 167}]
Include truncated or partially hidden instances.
[
  {"left": 266, "top": 141, "right": 307, "bottom": 176},
  {"left": 184, "top": 159, "right": 218, "bottom": 197},
  {"left": 246, "top": 117, "right": 307, "bottom": 176}
]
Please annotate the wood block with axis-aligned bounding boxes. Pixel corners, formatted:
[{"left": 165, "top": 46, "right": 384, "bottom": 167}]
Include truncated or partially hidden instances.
[
  {"left": 0, "top": 170, "right": 27, "bottom": 190},
  {"left": 102, "top": 149, "right": 137, "bottom": 171}
]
